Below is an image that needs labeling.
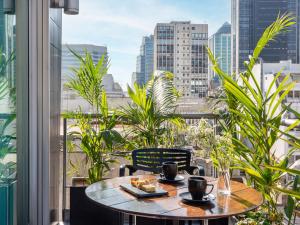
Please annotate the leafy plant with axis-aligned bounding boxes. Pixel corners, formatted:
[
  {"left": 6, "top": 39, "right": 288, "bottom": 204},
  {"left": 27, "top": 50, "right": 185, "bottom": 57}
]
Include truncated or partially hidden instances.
[
  {"left": 0, "top": 114, "right": 16, "bottom": 182},
  {"left": 161, "top": 124, "right": 187, "bottom": 148},
  {"left": 64, "top": 47, "right": 108, "bottom": 114},
  {"left": 284, "top": 175, "right": 300, "bottom": 225},
  {"left": 208, "top": 13, "right": 300, "bottom": 222},
  {"left": 119, "top": 71, "right": 184, "bottom": 148},
  {"left": 0, "top": 114, "right": 16, "bottom": 160},
  {"left": 236, "top": 209, "right": 283, "bottom": 225},
  {"left": 186, "top": 119, "right": 215, "bottom": 155},
  {"left": 210, "top": 132, "right": 234, "bottom": 172},
  {"left": 67, "top": 92, "right": 125, "bottom": 183},
  {"left": 65, "top": 49, "right": 125, "bottom": 183}
]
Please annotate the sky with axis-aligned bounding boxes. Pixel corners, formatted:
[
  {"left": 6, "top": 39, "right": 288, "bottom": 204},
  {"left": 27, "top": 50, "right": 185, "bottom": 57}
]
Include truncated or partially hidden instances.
[{"left": 62, "top": 0, "right": 231, "bottom": 90}]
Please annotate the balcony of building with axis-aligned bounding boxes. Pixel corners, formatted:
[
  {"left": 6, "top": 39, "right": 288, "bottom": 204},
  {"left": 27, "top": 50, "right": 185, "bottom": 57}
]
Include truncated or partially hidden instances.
[{"left": 1, "top": 1, "right": 300, "bottom": 225}]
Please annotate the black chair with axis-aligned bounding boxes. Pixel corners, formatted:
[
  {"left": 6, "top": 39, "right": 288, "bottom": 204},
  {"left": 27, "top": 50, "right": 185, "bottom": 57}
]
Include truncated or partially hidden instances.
[{"left": 119, "top": 148, "right": 205, "bottom": 177}]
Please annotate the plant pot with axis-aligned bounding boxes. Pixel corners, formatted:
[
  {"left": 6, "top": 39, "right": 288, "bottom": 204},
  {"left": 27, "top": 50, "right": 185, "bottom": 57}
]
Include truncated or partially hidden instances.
[
  {"left": 71, "top": 176, "right": 89, "bottom": 187},
  {"left": 70, "top": 185, "right": 123, "bottom": 225}
]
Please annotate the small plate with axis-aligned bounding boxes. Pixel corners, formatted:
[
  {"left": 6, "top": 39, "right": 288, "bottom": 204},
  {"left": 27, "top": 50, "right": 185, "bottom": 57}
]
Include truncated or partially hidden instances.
[
  {"left": 179, "top": 192, "right": 215, "bottom": 204},
  {"left": 158, "top": 175, "right": 185, "bottom": 183}
]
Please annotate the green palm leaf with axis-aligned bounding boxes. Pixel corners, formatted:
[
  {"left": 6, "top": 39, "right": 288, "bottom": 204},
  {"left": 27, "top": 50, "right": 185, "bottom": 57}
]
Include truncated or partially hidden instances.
[
  {"left": 120, "top": 71, "right": 182, "bottom": 147},
  {"left": 64, "top": 47, "right": 108, "bottom": 112}
]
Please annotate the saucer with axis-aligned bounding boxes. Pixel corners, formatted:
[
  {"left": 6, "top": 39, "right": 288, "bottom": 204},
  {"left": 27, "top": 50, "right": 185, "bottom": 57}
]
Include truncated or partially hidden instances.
[
  {"left": 179, "top": 192, "right": 215, "bottom": 204},
  {"left": 158, "top": 175, "right": 185, "bottom": 183}
]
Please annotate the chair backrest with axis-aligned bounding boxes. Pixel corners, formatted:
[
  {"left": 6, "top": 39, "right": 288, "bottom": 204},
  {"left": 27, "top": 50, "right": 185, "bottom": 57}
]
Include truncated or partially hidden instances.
[{"left": 132, "top": 148, "right": 191, "bottom": 174}]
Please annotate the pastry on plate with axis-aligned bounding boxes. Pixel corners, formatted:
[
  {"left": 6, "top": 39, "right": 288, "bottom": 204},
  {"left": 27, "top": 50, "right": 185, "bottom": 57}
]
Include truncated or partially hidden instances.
[
  {"left": 130, "top": 177, "right": 139, "bottom": 187},
  {"left": 136, "top": 179, "right": 149, "bottom": 188},
  {"left": 140, "top": 184, "right": 156, "bottom": 193}
]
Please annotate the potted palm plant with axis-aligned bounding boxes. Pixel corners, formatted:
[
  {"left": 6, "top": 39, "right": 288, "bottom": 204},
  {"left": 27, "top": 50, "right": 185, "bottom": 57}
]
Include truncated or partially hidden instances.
[
  {"left": 64, "top": 48, "right": 125, "bottom": 225},
  {"left": 208, "top": 14, "right": 300, "bottom": 224}
]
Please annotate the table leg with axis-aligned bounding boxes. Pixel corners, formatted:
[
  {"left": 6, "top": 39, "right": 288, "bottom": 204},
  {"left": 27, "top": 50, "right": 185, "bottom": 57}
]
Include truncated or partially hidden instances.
[
  {"left": 128, "top": 215, "right": 136, "bottom": 225},
  {"left": 203, "top": 219, "right": 208, "bottom": 225}
]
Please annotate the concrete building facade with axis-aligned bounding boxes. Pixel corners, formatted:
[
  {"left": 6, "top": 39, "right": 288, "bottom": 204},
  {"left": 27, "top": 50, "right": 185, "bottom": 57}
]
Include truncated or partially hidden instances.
[{"left": 154, "top": 21, "right": 208, "bottom": 98}]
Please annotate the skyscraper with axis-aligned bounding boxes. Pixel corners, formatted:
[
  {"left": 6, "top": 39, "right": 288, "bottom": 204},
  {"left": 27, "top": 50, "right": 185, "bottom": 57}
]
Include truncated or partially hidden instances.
[
  {"left": 208, "top": 22, "right": 231, "bottom": 88},
  {"left": 132, "top": 35, "right": 154, "bottom": 86},
  {"left": 154, "top": 21, "right": 208, "bottom": 98},
  {"left": 231, "top": 0, "right": 300, "bottom": 74}
]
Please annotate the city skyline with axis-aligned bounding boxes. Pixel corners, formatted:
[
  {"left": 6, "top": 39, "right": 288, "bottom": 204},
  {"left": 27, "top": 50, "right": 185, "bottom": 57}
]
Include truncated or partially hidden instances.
[{"left": 62, "top": 0, "right": 230, "bottom": 90}]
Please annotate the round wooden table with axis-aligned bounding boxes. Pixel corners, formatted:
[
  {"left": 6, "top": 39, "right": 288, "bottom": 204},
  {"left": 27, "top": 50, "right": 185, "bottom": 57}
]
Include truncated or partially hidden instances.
[{"left": 85, "top": 175, "right": 263, "bottom": 225}]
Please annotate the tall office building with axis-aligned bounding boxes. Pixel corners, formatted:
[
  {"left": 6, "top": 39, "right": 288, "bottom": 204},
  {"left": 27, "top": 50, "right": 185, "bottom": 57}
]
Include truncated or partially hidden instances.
[
  {"left": 154, "top": 21, "right": 208, "bottom": 98},
  {"left": 208, "top": 22, "right": 231, "bottom": 88},
  {"left": 231, "top": 0, "right": 300, "bottom": 74},
  {"left": 132, "top": 35, "right": 154, "bottom": 86}
]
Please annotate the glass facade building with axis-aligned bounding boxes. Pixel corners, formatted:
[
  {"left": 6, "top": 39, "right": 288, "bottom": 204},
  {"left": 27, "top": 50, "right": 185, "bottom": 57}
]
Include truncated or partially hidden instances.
[
  {"left": 132, "top": 35, "right": 154, "bottom": 86},
  {"left": 208, "top": 22, "right": 231, "bottom": 88},
  {"left": 232, "top": 0, "right": 300, "bottom": 74}
]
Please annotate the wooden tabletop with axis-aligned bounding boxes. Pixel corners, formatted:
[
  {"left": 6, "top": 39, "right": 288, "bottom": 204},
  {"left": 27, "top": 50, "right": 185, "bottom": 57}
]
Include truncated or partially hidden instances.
[{"left": 85, "top": 175, "right": 263, "bottom": 220}]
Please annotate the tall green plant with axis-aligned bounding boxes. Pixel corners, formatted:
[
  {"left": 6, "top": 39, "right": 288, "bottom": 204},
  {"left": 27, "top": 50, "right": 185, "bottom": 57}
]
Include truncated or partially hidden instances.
[
  {"left": 208, "top": 13, "right": 300, "bottom": 222},
  {"left": 67, "top": 92, "right": 125, "bottom": 183},
  {"left": 65, "top": 49, "right": 125, "bottom": 183},
  {"left": 120, "top": 71, "right": 184, "bottom": 148}
]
